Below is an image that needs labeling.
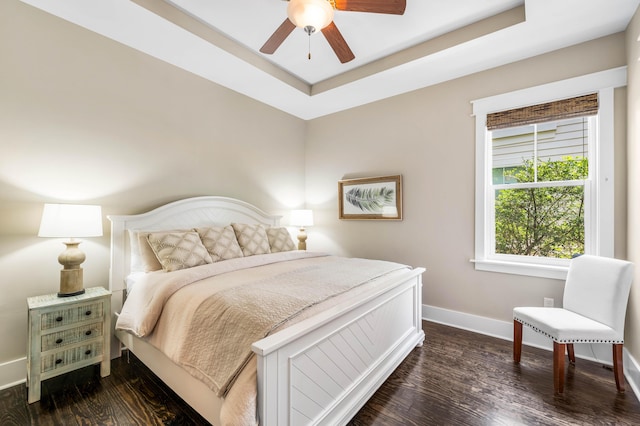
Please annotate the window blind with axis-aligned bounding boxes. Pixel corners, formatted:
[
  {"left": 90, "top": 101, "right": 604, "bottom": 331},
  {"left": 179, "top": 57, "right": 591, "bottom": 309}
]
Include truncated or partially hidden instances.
[{"left": 486, "top": 93, "right": 598, "bottom": 130}]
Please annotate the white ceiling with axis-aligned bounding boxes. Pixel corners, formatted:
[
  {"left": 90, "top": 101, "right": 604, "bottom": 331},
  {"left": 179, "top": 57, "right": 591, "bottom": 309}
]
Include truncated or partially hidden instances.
[{"left": 20, "top": 0, "right": 640, "bottom": 120}]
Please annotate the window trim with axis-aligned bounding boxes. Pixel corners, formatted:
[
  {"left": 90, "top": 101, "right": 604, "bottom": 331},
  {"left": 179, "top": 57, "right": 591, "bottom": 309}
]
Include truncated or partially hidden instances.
[{"left": 471, "top": 67, "right": 626, "bottom": 280}]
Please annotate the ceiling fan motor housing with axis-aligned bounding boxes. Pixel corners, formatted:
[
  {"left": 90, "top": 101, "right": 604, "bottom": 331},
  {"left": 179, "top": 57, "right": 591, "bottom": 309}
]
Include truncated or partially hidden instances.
[
  {"left": 287, "top": 0, "right": 335, "bottom": 32},
  {"left": 261, "top": 0, "right": 405, "bottom": 63}
]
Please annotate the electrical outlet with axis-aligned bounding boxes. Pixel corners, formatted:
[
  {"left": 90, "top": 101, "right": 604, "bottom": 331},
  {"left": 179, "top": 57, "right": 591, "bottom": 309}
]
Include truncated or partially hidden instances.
[{"left": 544, "top": 297, "right": 554, "bottom": 307}]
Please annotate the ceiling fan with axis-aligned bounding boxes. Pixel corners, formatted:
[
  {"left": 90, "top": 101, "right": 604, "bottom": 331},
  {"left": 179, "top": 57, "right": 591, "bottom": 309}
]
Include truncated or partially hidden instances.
[{"left": 259, "top": 0, "right": 406, "bottom": 64}]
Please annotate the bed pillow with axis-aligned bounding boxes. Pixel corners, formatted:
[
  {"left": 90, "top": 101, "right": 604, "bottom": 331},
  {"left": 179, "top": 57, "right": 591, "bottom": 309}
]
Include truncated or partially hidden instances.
[
  {"left": 136, "top": 231, "right": 165, "bottom": 272},
  {"left": 128, "top": 230, "right": 151, "bottom": 273},
  {"left": 130, "top": 229, "right": 192, "bottom": 272},
  {"left": 128, "top": 230, "right": 166, "bottom": 273},
  {"left": 231, "top": 223, "right": 271, "bottom": 256},
  {"left": 146, "top": 231, "right": 213, "bottom": 272},
  {"left": 266, "top": 227, "right": 296, "bottom": 253},
  {"left": 195, "top": 225, "right": 244, "bottom": 262}
]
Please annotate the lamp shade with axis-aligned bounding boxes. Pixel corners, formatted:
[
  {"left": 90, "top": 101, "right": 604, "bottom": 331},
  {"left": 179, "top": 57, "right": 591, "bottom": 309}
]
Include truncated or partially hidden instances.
[
  {"left": 287, "top": 0, "right": 334, "bottom": 31},
  {"left": 290, "top": 209, "right": 314, "bottom": 227},
  {"left": 38, "top": 204, "right": 103, "bottom": 238}
]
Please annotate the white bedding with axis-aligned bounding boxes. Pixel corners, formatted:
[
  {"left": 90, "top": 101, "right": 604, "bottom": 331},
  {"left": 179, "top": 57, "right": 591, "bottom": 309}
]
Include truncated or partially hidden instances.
[{"left": 116, "top": 251, "right": 413, "bottom": 425}]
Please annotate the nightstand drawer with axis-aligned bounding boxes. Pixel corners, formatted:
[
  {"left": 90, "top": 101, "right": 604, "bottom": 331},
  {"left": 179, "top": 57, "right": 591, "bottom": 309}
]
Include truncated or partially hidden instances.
[
  {"left": 41, "top": 341, "right": 104, "bottom": 374},
  {"left": 41, "top": 301, "right": 104, "bottom": 330},
  {"left": 41, "top": 322, "right": 104, "bottom": 351}
]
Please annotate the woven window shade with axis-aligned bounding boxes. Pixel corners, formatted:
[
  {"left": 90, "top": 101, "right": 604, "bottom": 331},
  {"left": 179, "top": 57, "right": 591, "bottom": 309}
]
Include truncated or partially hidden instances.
[{"left": 486, "top": 93, "right": 598, "bottom": 130}]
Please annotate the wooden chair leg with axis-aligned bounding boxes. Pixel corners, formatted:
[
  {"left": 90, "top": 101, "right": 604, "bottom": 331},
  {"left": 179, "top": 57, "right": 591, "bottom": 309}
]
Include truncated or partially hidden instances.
[
  {"left": 567, "top": 344, "right": 575, "bottom": 364},
  {"left": 613, "top": 344, "right": 625, "bottom": 392},
  {"left": 513, "top": 320, "right": 523, "bottom": 363},
  {"left": 553, "top": 342, "right": 565, "bottom": 394}
]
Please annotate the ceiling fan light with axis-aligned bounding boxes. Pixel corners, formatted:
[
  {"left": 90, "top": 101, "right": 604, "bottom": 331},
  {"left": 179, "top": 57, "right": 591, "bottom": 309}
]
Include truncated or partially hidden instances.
[{"left": 287, "top": 0, "right": 334, "bottom": 32}]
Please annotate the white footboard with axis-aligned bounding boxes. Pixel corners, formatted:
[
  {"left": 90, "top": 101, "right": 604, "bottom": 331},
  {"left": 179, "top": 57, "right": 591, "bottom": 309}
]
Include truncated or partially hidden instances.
[{"left": 252, "top": 268, "right": 425, "bottom": 426}]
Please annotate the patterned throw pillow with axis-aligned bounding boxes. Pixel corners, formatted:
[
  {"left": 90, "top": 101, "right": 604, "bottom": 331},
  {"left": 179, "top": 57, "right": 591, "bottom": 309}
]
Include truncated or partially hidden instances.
[
  {"left": 266, "top": 227, "right": 296, "bottom": 253},
  {"left": 130, "top": 228, "right": 192, "bottom": 272},
  {"left": 196, "top": 225, "right": 244, "bottom": 262},
  {"left": 146, "top": 231, "right": 213, "bottom": 272},
  {"left": 231, "top": 223, "right": 271, "bottom": 256}
]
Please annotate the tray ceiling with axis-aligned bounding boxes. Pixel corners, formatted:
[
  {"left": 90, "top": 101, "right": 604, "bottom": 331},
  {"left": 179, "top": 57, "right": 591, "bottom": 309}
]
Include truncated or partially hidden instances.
[{"left": 19, "top": 0, "right": 640, "bottom": 119}]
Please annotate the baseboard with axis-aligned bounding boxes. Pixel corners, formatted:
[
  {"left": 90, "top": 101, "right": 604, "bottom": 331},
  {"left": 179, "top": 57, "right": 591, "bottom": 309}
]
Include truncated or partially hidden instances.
[
  {"left": 423, "top": 304, "right": 553, "bottom": 350},
  {"left": 625, "top": 349, "right": 640, "bottom": 398},
  {"left": 423, "top": 304, "right": 640, "bottom": 402},
  {"left": 0, "top": 357, "right": 26, "bottom": 391},
  {"left": 2, "top": 307, "right": 638, "bottom": 401}
]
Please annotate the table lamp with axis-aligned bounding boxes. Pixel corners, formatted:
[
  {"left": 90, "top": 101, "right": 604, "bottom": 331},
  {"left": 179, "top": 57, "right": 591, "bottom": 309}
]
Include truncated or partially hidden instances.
[
  {"left": 38, "top": 203, "right": 103, "bottom": 297},
  {"left": 290, "top": 209, "right": 314, "bottom": 250}
]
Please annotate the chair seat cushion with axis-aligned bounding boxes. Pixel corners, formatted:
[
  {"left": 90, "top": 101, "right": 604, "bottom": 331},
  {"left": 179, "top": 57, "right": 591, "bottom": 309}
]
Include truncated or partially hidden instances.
[{"left": 513, "top": 307, "right": 623, "bottom": 343}]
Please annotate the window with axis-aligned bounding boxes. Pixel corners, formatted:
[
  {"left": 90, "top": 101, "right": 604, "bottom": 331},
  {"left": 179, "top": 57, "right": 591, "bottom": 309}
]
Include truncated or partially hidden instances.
[
  {"left": 492, "top": 115, "right": 591, "bottom": 259},
  {"left": 472, "top": 68, "right": 625, "bottom": 279}
]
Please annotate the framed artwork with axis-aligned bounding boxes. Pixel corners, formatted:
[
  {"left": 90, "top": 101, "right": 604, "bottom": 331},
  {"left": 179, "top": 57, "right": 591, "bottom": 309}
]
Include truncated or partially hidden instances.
[{"left": 338, "top": 175, "right": 402, "bottom": 220}]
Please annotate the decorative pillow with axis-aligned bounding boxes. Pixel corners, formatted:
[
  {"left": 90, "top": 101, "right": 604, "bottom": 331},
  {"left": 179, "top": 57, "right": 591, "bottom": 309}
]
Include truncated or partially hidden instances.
[
  {"left": 146, "top": 231, "right": 213, "bottom": 272},
  {"left": 266, "top": 227, "right": 296, "bottom": 253},
  {"left": 231, "top": 223, "right": 271, "bottom": 256},
  {"left": 196, "top": 225, "right": 244, "bottom": 262}
]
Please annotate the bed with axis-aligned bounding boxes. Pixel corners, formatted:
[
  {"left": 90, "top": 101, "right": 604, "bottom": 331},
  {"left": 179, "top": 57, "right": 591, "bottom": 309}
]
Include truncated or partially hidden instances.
[{"left": 108, "top": 196, "right": 425, "bottom": 425}]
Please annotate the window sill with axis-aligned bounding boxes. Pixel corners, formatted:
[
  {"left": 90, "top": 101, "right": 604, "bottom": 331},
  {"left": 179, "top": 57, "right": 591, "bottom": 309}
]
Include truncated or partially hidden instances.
[{"left": 471, "top": 259, "right": 568, "bottom": 280}]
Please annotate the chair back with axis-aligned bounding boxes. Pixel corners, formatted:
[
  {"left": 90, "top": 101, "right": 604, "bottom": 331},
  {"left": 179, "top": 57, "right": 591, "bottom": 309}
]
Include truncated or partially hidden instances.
[{"left": 563, "top": 255, "right": 634, "bottom": 339}]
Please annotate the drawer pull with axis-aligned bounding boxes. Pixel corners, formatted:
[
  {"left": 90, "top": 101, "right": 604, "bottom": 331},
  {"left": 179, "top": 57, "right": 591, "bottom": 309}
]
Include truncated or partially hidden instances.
[
  {"left": 55, "top": 359, "right": 62, "bottom": 365},
  {"left": 56, "top": 316, "right": 63, "bottom": 322},
  {"left": 55, "top": 338, "right": 63, "bottom": 344},
  {"left": 85, "top": 310, "right": 92, "bottom": 316},
  {"left": 85, "top": 330, "right": 92, "bottom": 336},
  {"left": 85, "top": 349, "right": 92, "bottom": 356}
]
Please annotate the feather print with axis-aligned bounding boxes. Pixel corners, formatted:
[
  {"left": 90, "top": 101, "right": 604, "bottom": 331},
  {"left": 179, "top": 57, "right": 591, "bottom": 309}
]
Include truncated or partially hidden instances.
[{"left": 345, "top": 187, "right": 395, "bottom": 212}]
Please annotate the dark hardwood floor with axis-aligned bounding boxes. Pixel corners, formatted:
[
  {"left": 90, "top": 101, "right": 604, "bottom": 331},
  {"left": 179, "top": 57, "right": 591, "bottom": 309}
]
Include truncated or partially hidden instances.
[{"left": 2, "top": 321, "right": 640, "bottom": 425}]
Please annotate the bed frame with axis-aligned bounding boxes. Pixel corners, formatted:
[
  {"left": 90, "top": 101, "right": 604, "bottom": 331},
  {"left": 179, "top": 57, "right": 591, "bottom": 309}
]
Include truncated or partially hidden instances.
[{"left": 108, "top": 196, "right": 425, "bottom": 425}]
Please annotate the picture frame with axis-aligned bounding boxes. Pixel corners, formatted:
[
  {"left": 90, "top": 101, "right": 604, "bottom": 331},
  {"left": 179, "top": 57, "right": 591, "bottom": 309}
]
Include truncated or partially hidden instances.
[{"left": 338, "top": 175, "right": 403, "bottom": 220}]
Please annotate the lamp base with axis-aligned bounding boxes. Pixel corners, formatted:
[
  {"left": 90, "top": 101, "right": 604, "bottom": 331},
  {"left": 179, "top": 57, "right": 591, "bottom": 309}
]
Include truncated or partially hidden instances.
[
  {"left": 58, "top": 267, "right": 85, "bottom": 297},
  {"left": 297, "top": 227, "right": 308, "bottom": 251},
  {"left": 58, "top": 289, "right": 86, "bottom": 297}
]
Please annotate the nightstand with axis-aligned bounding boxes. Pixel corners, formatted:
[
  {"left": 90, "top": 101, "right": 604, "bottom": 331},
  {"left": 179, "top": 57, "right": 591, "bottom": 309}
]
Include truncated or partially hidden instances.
[{"left": 27, "top": 286, "right": 111, "bottom": 403}]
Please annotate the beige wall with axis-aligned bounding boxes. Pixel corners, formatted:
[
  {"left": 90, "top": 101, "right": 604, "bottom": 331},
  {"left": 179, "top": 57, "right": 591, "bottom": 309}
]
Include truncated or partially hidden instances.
[
  {"left": 626, "top": 7, "right": 640, "bottom": 364},
  {"left": 0, "top": 1, "right": 306, "bottom": 364},
  {"left": 306, "top": 33, "right": 629, "bottom": 327}
]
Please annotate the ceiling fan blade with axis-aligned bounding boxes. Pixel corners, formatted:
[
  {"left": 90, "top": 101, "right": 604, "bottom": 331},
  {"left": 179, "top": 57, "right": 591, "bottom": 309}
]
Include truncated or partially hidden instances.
[
  {"left": 334, "top": 0, "right": 406, "bottom": 15},
  {"left": 260, "top": 18, "right": 296, "bottom": 54},
  {"left": 321, "top": 22, "right": 355, "bottom": 64}
]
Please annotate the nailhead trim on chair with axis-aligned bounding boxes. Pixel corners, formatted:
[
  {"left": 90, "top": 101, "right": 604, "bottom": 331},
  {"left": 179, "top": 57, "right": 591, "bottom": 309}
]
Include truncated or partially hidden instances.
[{"left": 513, "top": 317, "right": 624, "bottom": 344}]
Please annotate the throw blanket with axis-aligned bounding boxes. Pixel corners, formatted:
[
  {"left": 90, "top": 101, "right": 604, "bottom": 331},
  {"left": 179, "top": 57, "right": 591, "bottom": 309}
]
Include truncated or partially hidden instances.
[
  {"left": 116, "top": 251, "right": 409, "bottom": 397},
  {"left": 117, "top": 251, "right": 326, "bottom": 338}
]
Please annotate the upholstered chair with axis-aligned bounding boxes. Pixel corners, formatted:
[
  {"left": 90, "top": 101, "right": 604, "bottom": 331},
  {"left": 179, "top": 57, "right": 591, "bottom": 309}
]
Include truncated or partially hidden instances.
[{"left": 513, "top": 255, "right": 634, "bottom": 394}]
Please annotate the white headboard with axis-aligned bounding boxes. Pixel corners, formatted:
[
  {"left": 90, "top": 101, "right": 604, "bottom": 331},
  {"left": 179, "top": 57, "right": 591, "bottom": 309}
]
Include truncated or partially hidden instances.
[{"left": 108, "top": 196, "right": 281, "bottom": 297}]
